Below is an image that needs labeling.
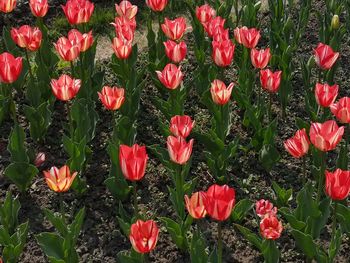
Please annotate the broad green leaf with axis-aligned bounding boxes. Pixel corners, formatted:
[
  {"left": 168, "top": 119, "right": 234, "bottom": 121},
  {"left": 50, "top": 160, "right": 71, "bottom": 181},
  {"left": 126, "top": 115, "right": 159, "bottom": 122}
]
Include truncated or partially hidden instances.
[{"left": 4, "top": 163, "right": 38, "bottom": 193}]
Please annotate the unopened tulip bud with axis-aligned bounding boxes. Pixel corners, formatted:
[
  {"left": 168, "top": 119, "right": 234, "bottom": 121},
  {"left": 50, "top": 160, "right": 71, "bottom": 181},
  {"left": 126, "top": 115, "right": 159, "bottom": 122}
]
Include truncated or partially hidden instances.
[{"left": 331, "top": 15, "right": 340, "bottom": 30}]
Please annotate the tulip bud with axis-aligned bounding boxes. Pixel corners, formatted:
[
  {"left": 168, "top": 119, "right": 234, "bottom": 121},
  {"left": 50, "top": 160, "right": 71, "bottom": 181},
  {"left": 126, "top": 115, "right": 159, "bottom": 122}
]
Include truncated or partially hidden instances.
[
  {"left": 331, "top": 15, "right": 340, "bottom": 30},
  {"left": 0, "top": 52, "right": 23, "bottom": 84},
  {"left": 0, "top": 0, "right": 16, "bottom": 13},
  {"left": 309, "top": 120, "right": 344, "bottom": 152},
  {"left": 98, "top": 86, "right": 125, "bottom": 111},
  {"left": 164, "top": 40, "right": 187, "bottom": 64},
  {"left": 314, "top": 43, "right": 339, "bottom": 70},
  {"left": 325, "top": 169, "right": 350, "bottom": 200},
  {"left": 112, "top": 36, "right": 133, "bottom": 59},
  {"left": 119, "top": 144, "right": 148, "bottom": 181},
  {"left": 50, "top": 74, "right": 81, "bottom": 101},
  {"left": 330, "top": 97, "right": 350, "bottom": 123},
  {"left": 129, "top": 220, "right": 159, "bottom": 254},
  {"left": 34, "top": 152, "right": 46, "bottom": 167},
  {"left": 260, "top": 69, "right": 282, "bottom": 93},
  {"left": 284, "top": 129, "right": 310, "bottom": 158},
  {"left": 167, "top": 136, "right": 193, "bottom": 165},
  {"left": 156, "top": 63, "right": 184, "bottom": 90},
  {"left": 169, "top": 115, "right": 195, "bottom": 138},
  {"left": 210, "top": 79, "right": 234, "bottom": 105},
  {"left": 185, "top": 191, "right": 207, "bottom": 219}
]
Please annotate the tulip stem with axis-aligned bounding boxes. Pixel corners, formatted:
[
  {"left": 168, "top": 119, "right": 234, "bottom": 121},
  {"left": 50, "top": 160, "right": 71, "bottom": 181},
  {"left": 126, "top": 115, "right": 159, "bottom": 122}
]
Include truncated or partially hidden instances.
[
  {"left": 25, "top": 49, "right": 35, "bottom": 84},
  {"left": 268, "top": 93, "right": 273, "bottom": 123},
  {"left": 316, "top": 151, "right": 326, "bottom": 203},
  {"left": 66, "top": 103, "right": 73, "bottom": 137},
  {"left": 7, "top": 85, "right": 18, "bottom": 124},
  {"left": 332, "top": 202, "right": 338, "bottom": 237},
  {"left": 217, "top": 222, "right": 223, "bottom": 263},
  {"left": 133, "top": 181, "right": 139, "bottom": 218},
  {"left": 70, "top": 61, "right": 75, "bottom": 77},
  {"left": 175, "top": 164, "right": 185, "bottom": 219},
  {"left": 59, "top": 194, "right": 65, "bottom": 224},
  {"left": 302, "top": 157, "right": 307, "bottom": 185}
]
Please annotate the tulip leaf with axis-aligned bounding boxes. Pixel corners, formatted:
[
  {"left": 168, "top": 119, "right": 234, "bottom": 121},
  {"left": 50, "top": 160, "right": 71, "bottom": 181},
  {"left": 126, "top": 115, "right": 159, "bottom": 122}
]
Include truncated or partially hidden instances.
[
  {"left": 336, "top": 142, "right": 349, "bottom": 170},
  {"left": 259, "top": 144, "right": 280, "bottom": 171},
  {"left": 4, "top": 162, "right": 38, "bottom": 193},
  {"left": 231, "top": 199, "right": 254, "bottom": 223},
  {"left": 290, "top": 230, "right": 318, "bottom": 259},
  {"left": 0, "top": 191, "right": 20, "bottom": 235},
  {"left": 328, "top": 229, "right": 342, "bottom": 262},
  {"left": 43, "top": 209, "right": 68, "bottom": 237},
  {"left": 160, "top": 217, "right": 186, "bottom": 250},
  {"left": 148, "top": 144, "right": 172, "bottom": 168},
  {"left": 336, "top": 203, "right": 350, "bottom": 234},
  {"left": 36, "top": 232, "right": 66, "bottom": 263},
  {"left": 117, "top": 250, "right": 143, "bottom": 263},
  {"left": 190, "top": 229, "right": 208, "bottom": 263},
  {"left": 279, "top": 207, "right": 306, "bottom": 231},
  {"left": 295, "top": 183, "right": 320, "bottom": 222},
  {"left": 234, "top": 224, "right": 262, "bottom": 251},
  {"left": 262, "top": 239, "right": 280, "bottom": 263},
  {"left": 117, "top": 216, "right": 131, "bottom": 237},
  {"left": 7, "top": 123, "right": 29, "bottom": 163},
  {"left": 69, "top": 207, "right": 85, "bottom": 244},
  {"left": 272, "top": 181, "right": 293, "bottom": 207},
  {"left": 306, "top": 197, "right": 330, "bottom": 239}
]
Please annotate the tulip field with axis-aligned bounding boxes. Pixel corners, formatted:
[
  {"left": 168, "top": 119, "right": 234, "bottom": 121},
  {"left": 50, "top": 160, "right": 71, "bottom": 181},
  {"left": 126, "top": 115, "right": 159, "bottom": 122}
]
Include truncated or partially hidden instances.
[{"left": 1, "top": 0, "right": 350, "bottom": 262}]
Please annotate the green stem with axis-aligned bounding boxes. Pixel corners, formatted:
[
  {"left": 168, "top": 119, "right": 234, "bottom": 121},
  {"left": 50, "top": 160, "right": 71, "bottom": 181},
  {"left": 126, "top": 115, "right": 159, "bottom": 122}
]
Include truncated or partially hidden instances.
[
  {"left": 66, "top": 103, "right": 74, "bottom": 138},
  {"left": 316, "top": 151, "right": 326, "bottom": 203},
  {"left": 268, "top": 92, "right": 273, "bottom": 123},
  {"left": 70, "top": 61, "right": 75, "bottom": 77},
  {"left": 8, "top": 85, "right": 18, "bottom": 124},
  {"left": 25, "top": 49, "right": 35, "bottom": 83},
  {"left": 59, "top": 193, "right": 65, "bottom": 224},
  {"left": 217, "top": 222, "right": 223, "bottom": 263},
  {"left": 220, "top": 105, "right": 226, "bottom": 142},
  {"left": 331, "top": 201, "right": 337, "bottom": 236},
  {"left": 175, "top": 164, "right": 184, "bottom": 219},
  {"left": 133, "top": 181, "right": 139, "bottom": 218},
  {"left": 302, "top": 156, "right": 307, "bottom": 185},
  {"left": 143, "top": 253, "right": 149, "bottom": 263}
]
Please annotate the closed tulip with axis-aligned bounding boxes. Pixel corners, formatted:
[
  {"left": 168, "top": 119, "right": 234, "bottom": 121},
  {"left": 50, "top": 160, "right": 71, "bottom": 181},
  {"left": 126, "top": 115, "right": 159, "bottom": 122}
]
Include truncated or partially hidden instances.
[
  {"left": 314, "top": 43, "right": 339, "bottom": 70},
  {"left": 210, "top": 79, "right": 234, "bottom": 105},
  {"left": 29, "top": 0, "right": 48, "bottom": 17},
  {"left": 62, "top": 0, "right": 94, "bottom": 25},
  {"left": 0, "top": 0, "right": 16, "bottom": 12},
  {"left": 34, "top": 152, "right": 45, "bottom": 167},
  {"left": 146, "top": 0, "right": 168, "bottom": 12},
  {"left": 11, "top": 25, "right": 42, "bottom": 51},
  {"left": 256, "top": 199, "right": 277, "bottom": 218},
  {"left": 212, "top": 40, "right": 235, "bottom": 67},
  {"left": 115, "top": 0, "right": 137, "bottom": 20},
  {"left": 167, "top": 136, "right": 193, "bottom": 165},
  {"left": 203, "top": 184, "right": 235, "bottom": 221},
  {"left": 98, "top": 86, "right": 125, "bottom": 111},
  {"left": 185, "top": 191, "right": 207, "bottom": 219},
  {"left": 315, "top": 83, "right": 339, "bottom": 108},
  {"left": 284, "top": 128, "right": 310, "bottom": 158},
  {"left": 54, "top": 36, "right": 80, "bottom": 61},
  {"left": 325, "top": 169, "right": 350, "bottom": 200},
  {"left": 129, "top": 220, "right": 159, "bottom": 254},
  {"left": 212, "top": 27, "right": 229, "bottom": 42},
  {"left": 309, "top": 120, "right": 344, "bottom": 152},
  {"left": 0, "top": 52, "right": 23, "bottom": 84},
  {"left": 170, "top": 115, "right": 195, "bottom": 138},
  {"left": 43, "top": 165, "right": 77, "bottom": 192},
  {"left": 260, "top": 215, "right": 283, "bottom": 240},
  {"left": 164, "top": 40, "right": 187, "bottom": 63},
  {"left": 112, "top": 16, "right": 136, "bottom": 41},
  {"left": 251, "top": 48, "right": 271, "bottom": 69},
  {"left": 156, "top": 63, "right": 184, "bottom": 90},
  {"left": 68, "top": 29, "right": 93, "bottom": 52},
  {"left": 204, "top": 16, "right": 225, "bottom": 37},
  {"left": 330, "top": 97, "right": 350, "bottom": 123},
  {"left": 119, "top": 144, "right": 148, "bottom": 181},
  {"left": 234, "top": 26, "right": 260, "bottom": 49},
  {"left": 112, "top": 36, "right": 133, "bottom": 59},
  {"left": 195, "top": 4, "right": 216, "bottom": 25},
  {"left": 51, "top": 74, "right": 81, "bottom": 101},
  {"left": 260, "top": 69, "right": 282, "bottom": 93},
  {"left": 161, "top": 17, "right": 187, "bottom": 41}
]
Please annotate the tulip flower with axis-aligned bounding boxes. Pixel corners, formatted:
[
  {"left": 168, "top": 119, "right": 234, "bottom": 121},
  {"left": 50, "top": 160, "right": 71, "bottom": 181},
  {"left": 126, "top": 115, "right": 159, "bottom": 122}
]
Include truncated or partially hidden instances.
[
  {"left": 185, "top": 191, "right": 207, "bottom": 219},
  {"left": 256, "top": 199, "right": 277, "bottom": 218},
  {"left": 29, "top": 0, "right": 48, "bottom": 17},
  {"left": 161, "top": 17, "right": 187, "bottom": 41},
  {"left": 212, "top": 27, "right": 229, "bottom": 42},
  {"left": 314, "top": 43, "right": 339, "bottom": 70},
  {"left": 203, "top": 184, "right": 235, "bottom": 221},
  {"left": 196, "top": 4, "right": 216, "bottom": 25},
  {"left": 325, "top": 169, "right": 350, "bottom": 200},
  {"left": 309, "top": 120, "right": 344, "bottom": 152},
  {"left": 112, "top": 16, "right": 136, "bottom": 41},
  {"left": 51, "top": 74, "right": 81, "bottom": 101},
  {"left": 43, "top": 165, "right": 77, "bottom": 192},
  {"left": 167, "top": 136, "right": 194, "bottom": 165},
  {"left": 212, "top": 40, "right": 235, "bottom": 67},
  {"left": 210, "top": 79, "right": 234, "bottom": 105},
  {"left": 260, "top": 69, "right": 282, "bottom": 93},
  {"left": 34, "top": 152, "right": 46, "bottom": 167},
  {"left": 251, "top": 48, "right": 271, "bottom": 69},
  {"left": 315, "top": 83, "right": 339, "bottom": 108},
  {"left": 112, "top": 36, "right": 133, "bottom": 59},
  {"left": 146, "top": 0, "right": 168, "bottom": 12},
  {"left": 330, "top": 97, "right": 350, "bottom": 123},
  {"left": 98, "top": 86, "right": 125, "bottom": 111},
  {"left": 115, "top": 0, "right": 138, "bottom": 20},
  {"left": 0, "top": 52, "right": 23, "bottom": 84},
  {"left": 284, "top": 129, "right": 310, "bottom": 158},
  {"left": 170, "top": 115, "right": 195, "bottom": 138},
  {"left": 129, "top": 220, "right": 159, "bottom": 254},
  {"left": 234, "top": 26, "right": 261, "bottom": 49},
  {"left": 68, "top": 29, "right": 94, "bottom": 52},
  {"left": 204, "top": 16, "right": 225, "bottom": 37},
  {"left": 260, "top": 215, "right": 283, "bottom": 240},
  {"left": 119, "top": 144, "right": 148, "bottom": 181},
  {"left": 54, "top": 36, "right": 81, "bottom": 61},
  {"left": 62, "top": 0, "right": 94, "bottom": 25},
  {"left": 156, "top": 63, "right": 184, "bottom": 90},
  {"left": 164, "top": 40, "right": 187, "bottom": 63},
  {"left": 0, "top": 0, "right": 16, "bottom": 13},
  {"left": 11, "top": 25, "right": 42, "bottom": 52}
]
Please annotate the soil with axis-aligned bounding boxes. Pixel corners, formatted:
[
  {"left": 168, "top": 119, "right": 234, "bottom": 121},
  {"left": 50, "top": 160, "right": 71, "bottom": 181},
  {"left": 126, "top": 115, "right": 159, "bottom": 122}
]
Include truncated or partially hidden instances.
[{"left": 1, "top": 1, "right": 350, "bottom": 263}]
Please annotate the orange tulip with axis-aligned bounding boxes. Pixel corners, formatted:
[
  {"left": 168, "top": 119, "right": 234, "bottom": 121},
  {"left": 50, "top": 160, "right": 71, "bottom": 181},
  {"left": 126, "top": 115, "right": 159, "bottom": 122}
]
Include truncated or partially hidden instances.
[
  {"left": 29, "top": 0, "right": 48, "bottom": 17},
  {"left": 98, "top": 86, "right": 125, "bottom": 111},
  {"left": 43, "top": 165, "right": 77, "bottom": 192},
  {"left": 185, "top": 191, "right": 207, "bottom": 219}
]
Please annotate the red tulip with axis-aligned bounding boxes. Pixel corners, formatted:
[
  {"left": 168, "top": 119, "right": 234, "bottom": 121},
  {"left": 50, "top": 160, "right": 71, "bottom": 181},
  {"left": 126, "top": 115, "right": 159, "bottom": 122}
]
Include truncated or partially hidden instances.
[
  {"left": 43, "top": 165, "right": 77, "bottom": 192},
  {"left": 325, "top": 169, "right": 350, "bottom": 200},
  {"left": 256, "top": 199, "right": 277, "bottom": 218},
  {"left": 34, "top": 152, "right": 45, "bottom": 167},
  {"left": 11, "top": 25, "right": 42, "bottom": 51},
  {"left": 62, "top": 0, "right": 94, "bottom": 25},
  {"left": 284, "top": 129, "right": 310, "bottom": 158},
  {"left": 0, "top": 0, "right": 16, "bottom": 13},
  {"left": 260, "top": 215, "right": 283, "bottom": 240},
  {"left": 309, "top": 120, "right": 344, "bottom": 152},
  {"left": 164, "top": 40, "right": 187, "bottom": 63},
  {"left": 170, "top": 115, "right": 195, "bottom": 138},
  {"left": 203, "top": 184, "right": 235, "bottom": 221},
  {"left": 156, "top": 63, "right": 184, "bottom": 90},
  {"left": 98, "top": 86, "right": 125, "bottom": 111},
  {"left": 212, "top": 27, "right": 229, "bottom": 42},
  {"left": 210, "top": 79, "right": 234, "bottom": 105},
  {"left": 54, "top": 36, "right": 80, "bottom": 61},
  {"left": 115, "top": 0, "right": 138, "bottom": 20},
  {"left": 260, "top": 69, "right": 282, "bottom": 93},
  {"left": 29, "top": 0, "right": 48, "bottom": 17},
  {"left": 119, "top": 144, "right": 148, "bottom": 181},
  {"left": 167, "top": 136, "right": 193, "bottom": 165},
  {"left": 212, "top": 40, "right": 235, "bottom": 67},
  {"left": 185, "top": 191, "right": 207, "bottom": 219},
  {"left": 0, "top": 52, "right": 23, "bottom": 84},
  {"left": 234, "top": 26, "right": 261, "bottom": 49},
  {"left": 112, "top": 36, "right": 132, "bottom": 59},
  {"left": 68, "top": 29, "right": 93, "bottom": 52},
  {"left": 50, "top": 74, "right": 81, "bottom": 101},
  {"left": 330, "top": 97, "right": 350, "bottom": 123},
  {"left": 112, "top": 16, "right": 136, "bottom": 41},
  {"left": 314, "top": 43, "right": 339, "bottom": 70},
  {"left": 161, "top": 17, "right": 188, "bottom": 41},
  {"left": 251, "top": 48, "right": 271, "bottom": 69},
  {"left": 315, "top": 83, "right": 339, "bottom": 108},
  {"left": 129, "top": 220, "right": 159, "bottom": 254},
  {"left": 195, "top": 4, "right": 216, "bottom": 25},
  {"left": 204, "top": 16, "right": 225, "bottom": 37},
  {"left": 146, "top": 0, "right": 168, "bottom": 12}
]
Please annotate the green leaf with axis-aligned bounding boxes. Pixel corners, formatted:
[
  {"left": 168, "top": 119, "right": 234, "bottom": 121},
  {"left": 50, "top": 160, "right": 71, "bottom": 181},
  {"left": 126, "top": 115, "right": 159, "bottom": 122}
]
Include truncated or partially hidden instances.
[
  {"left": 117, "top": 250, "right": 143, "bottom": 263},
  {"left": 234, "top": 224, "right": 262, "bottom": 251},
  {"left": 148, "top": 144, "right": 172, "bottom": 168},
  {"left": 290, "top": 229, "right": 317, "bottom": 258},
  {"left": 160, "top": 217, "right": 186, "bottom": 250},
  {"left": 336, "top": 203, "right": 350, "bottom": 234},
  {"left": 272, "top": 181, "right": 292, "bottom": 207},
  {"left": 69, "top": 207, "right": 85, "bottom": 244},
  {"left": 0, "top": 191, "right": 20, "bottom": 235},
  {"left": 328, "top": 229, "right": 341, "bottom": 262},
  {"left": 231, "top": 199, "right": 253, "bottom": 223},
  {"left": 262, "top": 239, "right": 280, "bottom": 263},
  {"left": 43, "top": 209, "right": 68, "bottom": 237},
  {"left": 279, "top": 207, "right": 306, "bottom": 231},
  {"left": 4, "top": 163, "right": 38, "bottom": 193},
  {"left": 7, "top": 123, "right": 29, "bottom": 163},
  {"left": 190, "top": 229, "right": 208, "bottom": 263},
  {"left": 36, "top": 232, "right": 66, "bottom": 263},
  {"left": 259, "top": 144, "right": 280, "bottom": 171},
  {"left": 117, "top": 216, "right": 131, "bottom": 237}
]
